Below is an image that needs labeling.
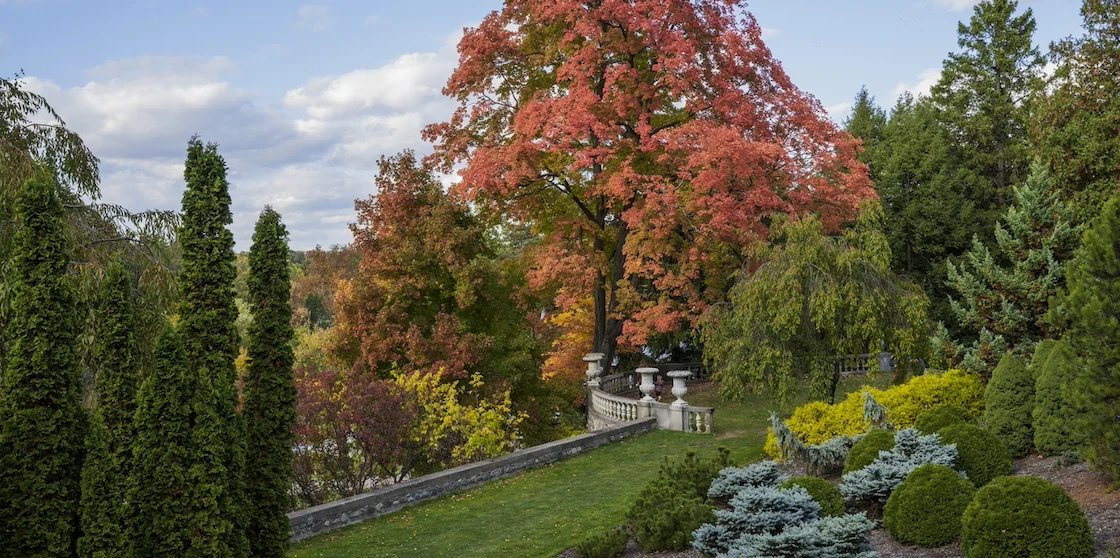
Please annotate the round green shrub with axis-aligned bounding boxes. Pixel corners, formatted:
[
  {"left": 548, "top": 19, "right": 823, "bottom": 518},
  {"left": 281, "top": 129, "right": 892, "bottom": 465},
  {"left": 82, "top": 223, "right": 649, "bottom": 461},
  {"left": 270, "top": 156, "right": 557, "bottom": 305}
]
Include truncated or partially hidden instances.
[
  {"left": 843, "top": 429, "right": 895, "bottom": 474},
  {"left": 914, "top": 404, "right": 970, "bottom": 435},
  {"left": 983, "top": 354, "right": 1034, "bottom": 458},
  {"left": 883, "top": 464, "right": 975, "bottom": 547},
  {"left": 937, "top": 424, "right": 1012, "bottom": 488},
  {"left": 779, "top": 476, "right": 845, "bottom": 517},
  {"left": 576, "top": 525, "right": 629, "bottom": 558},
  {"left": 961, "top": 476, "right": 1093, "bottom": 558}
]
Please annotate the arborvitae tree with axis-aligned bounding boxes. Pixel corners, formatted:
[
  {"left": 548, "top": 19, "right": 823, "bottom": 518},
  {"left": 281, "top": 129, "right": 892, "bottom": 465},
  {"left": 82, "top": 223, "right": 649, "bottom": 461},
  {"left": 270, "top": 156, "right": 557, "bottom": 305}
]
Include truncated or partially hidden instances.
[
  {"left": 1028, "top": 339, "right": 1057, "bottom": 379},
  {"left": 177, "top": 136, "right": 247, "bottom": 556},
  {"left": 945, "top": 160, "right": 1079, "bottom": 370},
  {"left": 79, "top": 260, "right": 138, "bottom": 558},
  {"left": 1032, "top": 340, "right": 1089, "bottom": 456},
  {"left": 931, "top": 0, "right": 1046, "bottom": 232},
  {"left": 983, "top": 354, "right": 1034, "bottom": 457},
  {"left": 1035, "top": 0, "right": 1120, "bottom": 225},
  {"left": 843, "top": 86, "right": 888, "bottom": 182},
  {"left": 0, "top": 169, "right": 86, "bottom": 556},
  {"left": 875, "top": 94, "right": 979, "bottom": 326},
  {"left": 1063, "top": 194, "right": 1120, "bottom": 481},
  {"left": 243, "top": 208, "right": 296, "bottom": 557},
  {"left": 129, "top": 326, "right": 192, "bottom": 556}
]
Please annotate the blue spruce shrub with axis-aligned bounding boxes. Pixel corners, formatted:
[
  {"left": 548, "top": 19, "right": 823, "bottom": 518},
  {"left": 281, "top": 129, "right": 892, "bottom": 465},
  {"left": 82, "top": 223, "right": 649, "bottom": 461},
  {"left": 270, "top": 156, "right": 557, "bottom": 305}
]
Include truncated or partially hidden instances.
[
  {"left": 840, "top": 428, "right": 957, "bottom": 506},
  {"left": 779, "top": 476, "right": 845, "bottom": 517},
  {"left": 724, "top": 514, "right": 878, "bottom": 558},
  {"left": 708, "top": 460, "right": 787, "bottom": 501}
]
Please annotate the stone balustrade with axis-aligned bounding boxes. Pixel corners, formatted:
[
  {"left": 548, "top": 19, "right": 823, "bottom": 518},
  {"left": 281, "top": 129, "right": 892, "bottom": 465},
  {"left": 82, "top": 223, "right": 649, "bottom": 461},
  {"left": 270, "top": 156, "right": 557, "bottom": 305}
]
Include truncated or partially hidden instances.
[{"left": 585, "top": 354, "right": 715, "bottom": 434}]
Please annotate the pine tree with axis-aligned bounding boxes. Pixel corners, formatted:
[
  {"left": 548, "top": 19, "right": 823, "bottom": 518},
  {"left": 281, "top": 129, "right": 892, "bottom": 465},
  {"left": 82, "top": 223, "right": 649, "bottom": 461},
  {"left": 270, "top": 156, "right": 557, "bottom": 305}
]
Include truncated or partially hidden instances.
[
  {"left": 243, "top": 208, "right": 297, "bottom": 557},
  {"left": 931, "top": 0, "right": 1046, "bottom": 232},
  {"left": 946, "top": 160, "right": 1079, "bottom": 370},
  {"left": 129, "top": 326, "right": 192, "bottom": 556},
  {"left": 983, "top": 354, "right": 1034, "bottom": 457},
  {"left": 843, "top": 86, "right": 888, "bottom": 183},
  {"left": 1034, "top": 0, "right": 1120, "bottom": 225},
  {"left": 79, "top": 260, "right": 138, "bottom": 558},
  {"left": 177, "top": 136, "right": 247, "bottom": 556},
  {"left": 0, "top": 169, "right": 86, "bottom": 557},
  {"left": 1063, "top": 193, "right": 1120, "bottom": 481}
]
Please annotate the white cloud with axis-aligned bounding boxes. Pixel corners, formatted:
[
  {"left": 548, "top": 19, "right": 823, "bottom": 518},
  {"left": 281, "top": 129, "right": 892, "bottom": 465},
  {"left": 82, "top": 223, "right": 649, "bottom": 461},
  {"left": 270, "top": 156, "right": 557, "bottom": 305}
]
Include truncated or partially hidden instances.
[
  {"left": 934, "top": 0, "right": 980, "bottom": 10},
  {"left": 23, "top": 35, "right": 463, "bottom": 248},
  {"left": 296, "top": 4, "right": 336, "bottom": 32},
  {"left": 761, "top": 27, "right": 780, "bottom": 39},
  {"left": 892, "top": 68, "right": 941, "bottom": 99},
  {"left": 824, "top": 102, "right": 852, "bottom": 124}
]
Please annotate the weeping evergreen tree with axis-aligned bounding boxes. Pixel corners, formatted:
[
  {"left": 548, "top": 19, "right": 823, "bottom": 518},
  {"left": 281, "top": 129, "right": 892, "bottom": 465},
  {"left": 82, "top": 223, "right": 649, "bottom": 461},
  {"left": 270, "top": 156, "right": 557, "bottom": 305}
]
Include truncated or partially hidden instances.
[
  {"left": 944, "top": 160, "right": 1079, "bottom": 372},
  {"left": 0, "top": 169, "right": 86, "bottom": 556},
  {"left": 243, "top": 208, "right": 296, "bottom": 557},
  {"left": 701, "top": 201, "right": 930, "bottom": 407},
  {"left": 79, "top": 260, "right": 138, "bottom": 558},
  {"left": 129, "top": 326, "right": 192, "bottom": 556},
  {"left": 1063, "top": 193, "right": 1120, "bottom": 482},
  {"left": 176, "top": 136, "right": 247, "bottom": 556}
]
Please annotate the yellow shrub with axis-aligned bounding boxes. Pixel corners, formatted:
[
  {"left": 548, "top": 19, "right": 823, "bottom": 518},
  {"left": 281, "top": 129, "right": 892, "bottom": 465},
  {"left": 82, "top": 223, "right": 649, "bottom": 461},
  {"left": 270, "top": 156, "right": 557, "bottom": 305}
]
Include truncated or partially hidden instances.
[{"left": 764, "top": 370, "right": 985, "bottom": 460}]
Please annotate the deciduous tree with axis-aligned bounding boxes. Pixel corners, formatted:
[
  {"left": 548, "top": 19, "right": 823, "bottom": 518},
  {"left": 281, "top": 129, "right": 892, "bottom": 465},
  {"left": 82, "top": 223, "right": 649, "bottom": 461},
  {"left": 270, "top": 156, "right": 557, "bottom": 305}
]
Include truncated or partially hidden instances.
[
  {"left": 0, "top": 169, "right": 86, "bottom": 556},
  {"left": 425, "top": 0, "right": 874, "bottom": 369}
]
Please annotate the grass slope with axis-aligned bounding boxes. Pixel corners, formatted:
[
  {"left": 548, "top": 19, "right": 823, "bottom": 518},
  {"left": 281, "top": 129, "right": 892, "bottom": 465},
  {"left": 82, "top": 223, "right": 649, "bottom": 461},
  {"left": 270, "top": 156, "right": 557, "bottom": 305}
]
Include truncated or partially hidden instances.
[{"left": 289, "top": 376, "right": 885, "bottom": 558}]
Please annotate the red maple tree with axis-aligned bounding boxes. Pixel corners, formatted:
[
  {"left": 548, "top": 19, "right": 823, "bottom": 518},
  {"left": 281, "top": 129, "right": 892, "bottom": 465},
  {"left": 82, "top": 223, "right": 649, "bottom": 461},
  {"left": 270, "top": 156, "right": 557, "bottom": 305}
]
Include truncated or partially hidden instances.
[{"left": 425, "top": 0, "right": 874, "bottom": 369}]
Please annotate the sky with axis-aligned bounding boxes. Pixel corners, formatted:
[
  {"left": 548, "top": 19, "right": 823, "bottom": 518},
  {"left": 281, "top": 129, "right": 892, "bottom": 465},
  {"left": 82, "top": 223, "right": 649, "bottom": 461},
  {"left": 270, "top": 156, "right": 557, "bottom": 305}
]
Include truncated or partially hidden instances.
[{"left": 0, "top": 0, "right": 1085, "bottom": 249}]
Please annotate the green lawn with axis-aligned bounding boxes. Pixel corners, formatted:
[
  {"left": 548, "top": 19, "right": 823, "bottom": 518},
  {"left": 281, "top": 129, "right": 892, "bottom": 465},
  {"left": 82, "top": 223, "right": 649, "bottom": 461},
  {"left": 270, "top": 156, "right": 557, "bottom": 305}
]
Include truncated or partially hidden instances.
[{"left": 289, "top": 376, "right": 889, "bottom": 558}]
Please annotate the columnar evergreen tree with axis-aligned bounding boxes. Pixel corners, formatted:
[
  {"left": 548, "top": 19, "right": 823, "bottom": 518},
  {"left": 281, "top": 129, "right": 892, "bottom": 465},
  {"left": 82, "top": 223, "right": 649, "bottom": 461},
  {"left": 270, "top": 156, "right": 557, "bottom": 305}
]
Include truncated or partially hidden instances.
[
  {"left": 176, "top": 136, "right": 247, "bottom": 556},
  {"left": 1063, "top": 194, "right": 1120, "bottom": 481},
  {"left": 243, "top": 207, "right": 297, "bottom": 557},
  {"left": 931, "top": 0, "right": 1046, "bottom": 232},
  {"left": 79, "top": 260, "right": 138, "bottom": 558},
  {"left": 1032, "top": 340, "right": 1089, "bottom": 456},
  {"left": 1035, "top": 0, "right": 1120, "bottom": 225},
  {"left": 0, "top": 169, "right": 85, "bottom": 556},
  {"left": 945, "top": 160, "right": 1079, "bottom": 370},
  {"left": 129, "top": 326, "right": 192, "bottom": 556},
  {"left": 843, "top": 87, "right": 888, "bottom": 183},
  {"left": 983, "top": 354, "right": 1034, "bottom": 457}
]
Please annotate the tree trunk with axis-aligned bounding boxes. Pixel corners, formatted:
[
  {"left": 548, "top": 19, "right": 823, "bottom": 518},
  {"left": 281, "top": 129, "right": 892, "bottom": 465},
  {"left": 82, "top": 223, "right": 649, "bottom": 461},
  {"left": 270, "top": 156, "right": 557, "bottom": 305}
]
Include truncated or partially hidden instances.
[{"left": 600, "top": 219, "right": 630, "bottom": 372}]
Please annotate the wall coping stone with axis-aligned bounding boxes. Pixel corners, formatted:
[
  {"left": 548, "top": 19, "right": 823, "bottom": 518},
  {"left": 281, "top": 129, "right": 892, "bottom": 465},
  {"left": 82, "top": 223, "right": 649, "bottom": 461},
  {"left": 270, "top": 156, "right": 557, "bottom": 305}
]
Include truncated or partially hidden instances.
[{"left": 287, "top": 417, "right": 657, "bottom": 542}]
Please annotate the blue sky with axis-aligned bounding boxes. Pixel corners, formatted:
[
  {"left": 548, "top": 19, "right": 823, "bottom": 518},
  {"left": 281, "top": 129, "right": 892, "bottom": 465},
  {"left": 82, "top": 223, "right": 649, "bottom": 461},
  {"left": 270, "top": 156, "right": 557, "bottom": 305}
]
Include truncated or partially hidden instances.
[{"left": 0, "top": 0, "right": 1084, "bottom": 249}]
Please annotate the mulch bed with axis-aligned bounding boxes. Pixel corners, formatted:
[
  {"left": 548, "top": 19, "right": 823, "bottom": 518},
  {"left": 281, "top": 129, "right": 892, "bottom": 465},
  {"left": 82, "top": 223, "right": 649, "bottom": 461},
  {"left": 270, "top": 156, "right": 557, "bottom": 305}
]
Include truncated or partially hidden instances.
[{"left": 559, "top": 456, "right": 1119, "bottom": 557}]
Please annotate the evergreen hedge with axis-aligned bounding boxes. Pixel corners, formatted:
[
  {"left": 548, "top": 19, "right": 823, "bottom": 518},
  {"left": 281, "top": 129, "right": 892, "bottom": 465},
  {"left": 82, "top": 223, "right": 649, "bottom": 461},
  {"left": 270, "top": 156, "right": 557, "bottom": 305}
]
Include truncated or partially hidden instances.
[
  {"left": 1033, "top": 340, "right": 1089, "bottom": 456},
  {"left": 914, "top": 404, "right": 969, "bottom": 435},
  {"left": 0, "top": 170, "right": 86, "bottom": 556},
  {"left": 961, "top": 476, "right": 1093, "bottom": 558},
  {"left": 843, "top": 428, "right": 895, "bottom": 474},
  {"left": 936, "top": 424, "right": 1012, "bottom": 488},
  {"left": 779, "top": 476, "right": 845, "bottom": 517},
  {"left": 983, "top": 354, "right": 1034, "bottom": 457},
  {"left": 883, "top": 464, "right": 974, "bottom": 547}
]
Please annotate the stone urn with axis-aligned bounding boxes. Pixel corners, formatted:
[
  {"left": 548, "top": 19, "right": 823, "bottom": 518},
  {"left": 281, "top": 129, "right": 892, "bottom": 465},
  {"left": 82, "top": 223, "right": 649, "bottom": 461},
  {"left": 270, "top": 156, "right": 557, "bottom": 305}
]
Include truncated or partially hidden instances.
[
  {"left": 583, "top": 353, "right": 604, "bottom": 386},
  {"left": 667, "top": 370, "right": 691, "bottom": 407},
  {"left": 636, "top": 367, "right": 659, "bottom": 402}
]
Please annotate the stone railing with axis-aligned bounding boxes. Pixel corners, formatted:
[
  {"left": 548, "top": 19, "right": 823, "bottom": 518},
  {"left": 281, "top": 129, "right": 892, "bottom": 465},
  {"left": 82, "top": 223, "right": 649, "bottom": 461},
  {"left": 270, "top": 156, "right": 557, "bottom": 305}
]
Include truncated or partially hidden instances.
[
  {"left": 288, "top": 418, "right": 657, "bottom": 542},
  {"left": 584, "top": 354, "right": 714, "bottom": 434},
  {"left": 835, "top": 352, "right": 894, "bottom": 376}
]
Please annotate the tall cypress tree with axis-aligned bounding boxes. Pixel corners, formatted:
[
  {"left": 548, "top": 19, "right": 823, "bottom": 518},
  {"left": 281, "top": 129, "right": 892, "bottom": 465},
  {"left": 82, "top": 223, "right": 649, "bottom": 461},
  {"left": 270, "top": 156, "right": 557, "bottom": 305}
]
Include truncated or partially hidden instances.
[
  {"left": 243, "top": 208, "right": 296, "bottom": 556},
  {"left": 931, "top": 0, "right": 1045, "bottom": 233},
  {"left": 0, "top": 169, "right": 86, "bottom": 557},
  {"left": 177, "top": 136, "right": 247, "bottom": 556},
  {"left": 1063, "top": 194, "right": 1120, "bottom": 482},
  {"left": 1035, "top": 0, "right": 1120, "bottom": 225},
  {"left": 129, "top": 325, "right": 192, "bottom": 557},
  {"left": 79, "top": 260, "right": 138, "bottom": 558}
]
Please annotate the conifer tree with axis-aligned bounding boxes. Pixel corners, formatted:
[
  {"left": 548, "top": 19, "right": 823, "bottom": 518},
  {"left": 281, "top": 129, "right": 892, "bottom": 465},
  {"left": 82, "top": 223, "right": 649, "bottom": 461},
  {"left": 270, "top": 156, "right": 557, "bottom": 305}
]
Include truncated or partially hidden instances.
[
  {"left": 129, "top": 326, "right": 192, "bottom": 556},
  {"left": 945, "top": 160, "right": 1078, "bottom": 370},
  {"left": 176, "top": 136, "right": 247, "bottom": 556},
  {"left": 931, "top": 0, "right": 1045, "bottom": 232},
  {"left": 1063, "top": 193, "right": 1120, "bottom": 481},
  {"left": 983, "top": 354, "right": 1034, "bottom": 457},
  {"left": 243, "top": 208, "right": 296, "bottom": 557},
  {"left": 79, "top": 260, "right": 138, "bottom": 558},
  {"left": 1032, "top": 340, "right": 1089, "bottom": 456},
  {"left": 843, "top": 87, "right": 888, "bottom": 183},
  {"left": 0, "top": 169, "right": 86, "bottom": 556},
  {"left": 1035, "top": 0, "right": 1120, "bottom": 225}
]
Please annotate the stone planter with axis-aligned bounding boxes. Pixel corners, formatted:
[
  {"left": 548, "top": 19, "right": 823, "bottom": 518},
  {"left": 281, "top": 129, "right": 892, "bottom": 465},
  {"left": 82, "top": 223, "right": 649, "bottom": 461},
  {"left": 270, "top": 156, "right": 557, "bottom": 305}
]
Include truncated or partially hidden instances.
[{"left": 667, "top": 370, "right": 691, "bottom": 407}]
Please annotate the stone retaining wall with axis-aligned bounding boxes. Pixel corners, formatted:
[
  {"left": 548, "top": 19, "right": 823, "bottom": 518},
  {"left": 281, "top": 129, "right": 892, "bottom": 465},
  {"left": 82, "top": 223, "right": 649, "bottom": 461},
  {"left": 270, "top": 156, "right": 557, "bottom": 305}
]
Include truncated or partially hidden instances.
[{"left": 287, "top": 417, "right": 658, "bottom": 542}]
